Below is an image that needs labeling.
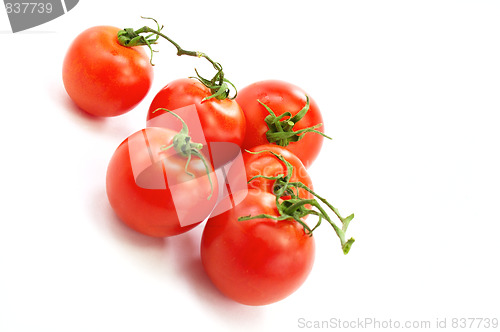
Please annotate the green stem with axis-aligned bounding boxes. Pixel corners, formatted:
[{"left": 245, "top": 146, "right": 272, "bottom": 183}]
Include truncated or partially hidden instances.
[
  {"left": 117, "top": 17, "right": 235, "bottom": 100},
  {"left": 259, "top": 95, "right": 332, "bottom": 147},
  {"left": 152, "top": 108, "right": 214, "bottom": 199},
  {"left": 239, "top": 149, "right": 355, "bottom": 254}
]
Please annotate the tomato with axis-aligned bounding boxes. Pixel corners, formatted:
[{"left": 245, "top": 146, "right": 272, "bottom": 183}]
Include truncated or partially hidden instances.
[
  {"left": 236, "top": 80, "right": 326, "bottom": 168},
  {"left": 106, "top": 127, "right": 218, "bottom": 237},
  {"left": 147, "top": 78, "right": 246, "bottom": 150},
  {"left": 63, "top": 26, "right": 153, "bottom": 117},
  {"left": 201, "top": 189, "right": 314, "bottom": 305},
  {"left": 243, "top": 144, "right": 313, "bottom": 201}
]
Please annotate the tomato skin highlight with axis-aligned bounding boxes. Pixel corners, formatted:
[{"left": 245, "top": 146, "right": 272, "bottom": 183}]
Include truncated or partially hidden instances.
[
  {"left": 236, "top": 80, "right": 325, "bottom": 168},
  {"left": 147, "top": 78, "right": 246, "bottom": 147},
  {"left": 63, "top": 26, "right": 153, "bottom": 117},
  {"left": 201, "top": 190, "right": 315, "bottom": 306},
  {"left": 106, "top": 127, "right": 218, "bottom": 237}
]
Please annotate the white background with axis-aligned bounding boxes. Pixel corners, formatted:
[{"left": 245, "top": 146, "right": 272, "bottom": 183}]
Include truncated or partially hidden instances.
[{"left": 1, "top": 1, "right": 499, "bottom": 331}]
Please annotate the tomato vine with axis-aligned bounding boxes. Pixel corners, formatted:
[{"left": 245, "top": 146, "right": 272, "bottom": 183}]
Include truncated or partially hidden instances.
[
  {"left": 239, "top": 150, "right": 355, "bottom": 254},
  {"left": 117, "top": 17, "right": 236, "bottom": 100}
]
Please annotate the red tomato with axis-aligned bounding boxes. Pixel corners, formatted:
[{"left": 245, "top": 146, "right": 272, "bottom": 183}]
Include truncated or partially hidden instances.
[
  {"left": 106, "top": 127, "right": 218, "bottom": 237},
  {"left": 147, "top": 78, "right": 246, "bottom": 148},
  {"left": 243, "top": 144, "right": 313, "bottom": 201},
  {"left": 201, "top": 189, "right": 315, "bottom": 306},
  {"left": 236, "top": 80, "right": 325, "bottom": 168},
  {"left": 63, "top": 26, "right": 153, "bottom": 117}
]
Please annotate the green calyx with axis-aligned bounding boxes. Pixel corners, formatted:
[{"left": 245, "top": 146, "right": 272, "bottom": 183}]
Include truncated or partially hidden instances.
[
  {"left": 191, "top": 68, "right": 237, "bottom": 101},
  {"left": 152, "top": 108, "right": 214, "bottom": 200},
  {"left": 117, "top": 17, "right": 236, "bottom": 100},
  {"left": 238, "top": 150, "right": 355, "bottom": 255},
  {"left": 259, "top": 95, "right": 332, "bottom": 147}
]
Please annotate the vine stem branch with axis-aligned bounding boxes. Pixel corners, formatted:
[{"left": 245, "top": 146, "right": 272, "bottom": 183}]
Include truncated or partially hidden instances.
[{"left": 117, "top": 17, "right": 236, "bottom": 99}]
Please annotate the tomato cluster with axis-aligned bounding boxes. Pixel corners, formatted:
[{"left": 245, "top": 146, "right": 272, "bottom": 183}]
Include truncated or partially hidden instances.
[{"left": 63, "top": 20, "right": 354, "bottom": 306}]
